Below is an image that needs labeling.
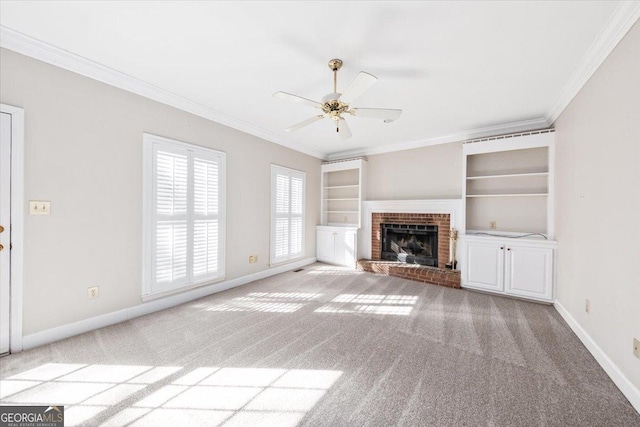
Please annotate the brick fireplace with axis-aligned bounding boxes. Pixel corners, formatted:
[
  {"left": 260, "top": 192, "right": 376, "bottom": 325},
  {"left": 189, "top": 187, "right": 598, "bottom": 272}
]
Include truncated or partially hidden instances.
[
  {"left": 357, "top": 210, "right": 461, "bottom": 289},
  {"left": 371, "top": 212, "right": 450, "bottom": 268}
]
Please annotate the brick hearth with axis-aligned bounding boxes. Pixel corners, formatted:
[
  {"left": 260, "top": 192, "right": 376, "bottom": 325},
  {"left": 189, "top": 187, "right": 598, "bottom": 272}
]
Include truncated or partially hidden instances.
[
  {"left": 357, "top": 260, "right": 461, "bottom": 289},
  {"left": 366, "top": 212, "right": 461, "bottom": 288}
]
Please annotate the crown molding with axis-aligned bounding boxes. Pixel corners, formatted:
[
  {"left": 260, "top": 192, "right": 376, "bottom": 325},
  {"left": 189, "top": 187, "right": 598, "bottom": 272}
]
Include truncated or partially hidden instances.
[
  {"left": 326, "top": 117, "right": 550, "bottom": 160},
  {"left": 3, "top": 1, "right": 638, "bottom": 161},
  {"left": 0, "top": 25, "right": 327, "bottom": 160},
  {"left": 546, "top": 1, "right": 640, "bottom": 124}
]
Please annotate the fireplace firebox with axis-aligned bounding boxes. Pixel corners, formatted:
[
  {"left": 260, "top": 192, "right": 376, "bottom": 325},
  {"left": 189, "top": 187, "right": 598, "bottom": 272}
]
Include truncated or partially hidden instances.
[{"left": 380, "top": 223, "right": 438, "bottom": 266}]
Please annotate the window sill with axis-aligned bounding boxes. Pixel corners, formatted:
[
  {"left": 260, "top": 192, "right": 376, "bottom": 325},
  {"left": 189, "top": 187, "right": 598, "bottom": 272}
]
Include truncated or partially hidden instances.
[{"left": 142, "top": 276, "right": 226, "bottom": 302}]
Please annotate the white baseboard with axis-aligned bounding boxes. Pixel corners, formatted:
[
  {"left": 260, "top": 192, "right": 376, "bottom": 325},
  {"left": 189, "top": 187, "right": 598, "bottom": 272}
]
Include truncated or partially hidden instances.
[
  {"left": 554, "top": 300, "right": 640, "bottom": 413},
  {"left": 22, "top": 257, "right": 316, "bottom": 350}
]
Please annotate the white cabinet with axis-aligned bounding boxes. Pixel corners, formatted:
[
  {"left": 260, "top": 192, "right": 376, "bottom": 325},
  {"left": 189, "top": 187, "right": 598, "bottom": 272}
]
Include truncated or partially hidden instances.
[
  {"left": 505, "top": 244, "right": 554, "bottom": 301},
  {"left": 461, "top": 236, "right": 555, "bottom": 302},
  {"left": 317, "top": 226, "right": 357, "bottom": 268},
  {"left": 464, "top": 240, "right": 505, "bottom": 292}
]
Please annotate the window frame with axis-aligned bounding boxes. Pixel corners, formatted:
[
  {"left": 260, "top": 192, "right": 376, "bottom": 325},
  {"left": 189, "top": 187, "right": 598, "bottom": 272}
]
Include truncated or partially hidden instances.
[
  {"left": 142, "top": 133, "right": 226, "bottom": 299},
  {"left": 270, "top": 164, "right": 306, "bottom": 266}
]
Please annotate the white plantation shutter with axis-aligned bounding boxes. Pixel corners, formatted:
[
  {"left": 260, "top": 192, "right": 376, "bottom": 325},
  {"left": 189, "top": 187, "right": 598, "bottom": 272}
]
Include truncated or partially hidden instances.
[
  {"left": 271, "top": 165, "right": 305, "bottom": 264},
  {"left": 144, "top": 134, "right": 225, "bottom": 296},
  {"left": 192, "top": 156, "right": 220, "bottom": 279},
  {"left": 154, "top": 148, "right": 188, "bottom": 287}
]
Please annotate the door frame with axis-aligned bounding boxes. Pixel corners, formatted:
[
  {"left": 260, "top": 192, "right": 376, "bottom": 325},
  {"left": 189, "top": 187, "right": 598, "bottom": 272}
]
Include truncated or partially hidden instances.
[{"left": 1, "top": 103, "right": 24, "bottom": 353}]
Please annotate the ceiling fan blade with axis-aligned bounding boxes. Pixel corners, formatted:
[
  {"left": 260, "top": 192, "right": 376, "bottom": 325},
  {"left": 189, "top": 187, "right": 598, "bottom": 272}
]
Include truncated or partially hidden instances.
[
  {"left": 337, "top": 118, "right": 352, "bottom": 140},
  {"left": 339, "top": 72, "right": 377, "bottom": 104},
  {"left": 273, "top": 91, "right": 322, "bottom": 109},
  {"left": 351, "top": 108, "right": 403, "bottom": 122},
  {"left": 285, "top": 115, "right": 324, "bottom": 132}
]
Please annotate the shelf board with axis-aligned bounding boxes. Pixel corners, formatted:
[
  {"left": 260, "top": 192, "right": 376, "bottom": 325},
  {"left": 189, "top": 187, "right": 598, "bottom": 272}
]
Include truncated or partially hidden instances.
[
  {"left": 323, "top": 198, "right": 359, "bottom": 201},
  {"left": 466, "top": 193, "right": 548, "bottom": 198},
  {"left": 467, "top": 172, "right": 549, "bottom": 180},
  {"left": 323, "top": 185, "right": 359, "bottom": 189},
  {"left": 325, "top": 210, "right": 359, "bottom": 214}
]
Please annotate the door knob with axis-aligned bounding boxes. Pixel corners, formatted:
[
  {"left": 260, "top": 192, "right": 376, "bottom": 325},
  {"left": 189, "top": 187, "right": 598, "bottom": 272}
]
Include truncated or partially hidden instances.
[
  {"left": 0, "top": 225, "right": 4, "bottom": 233},
  {"left": 0, "top": 244, "right": 4, "bottom": 251}
]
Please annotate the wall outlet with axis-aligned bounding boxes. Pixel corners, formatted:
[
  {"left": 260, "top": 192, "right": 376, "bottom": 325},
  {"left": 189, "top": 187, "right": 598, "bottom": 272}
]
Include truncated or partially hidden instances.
[
  {"left": 634, "top": 338, "right": 640, "bottom": 359},
  {"left": 585, "top": 298, "right": 590, "bottom": 314},
  {"left": 88, "top": 286, "right": 99, "bottom": 299},
  {"left": 29, "top": 200, "right": 51, "bottom": 215},
  {"left": 249, "top": 255, "right": 258, "bottom": 264},
  {"left": 490, "top": 221, "right": 497, "bottom": 230}
]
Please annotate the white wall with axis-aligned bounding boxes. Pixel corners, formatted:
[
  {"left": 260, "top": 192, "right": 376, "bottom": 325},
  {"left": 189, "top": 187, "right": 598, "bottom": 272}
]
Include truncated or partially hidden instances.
[
  {"left": 554, "top": 19, "right": 640, "bottom": 391},
  {"left": 366, "top": 142, "right": 463, "bottom": 200},
  {"left": 0, "top": 48, "right": 321, "bottom": 335}
]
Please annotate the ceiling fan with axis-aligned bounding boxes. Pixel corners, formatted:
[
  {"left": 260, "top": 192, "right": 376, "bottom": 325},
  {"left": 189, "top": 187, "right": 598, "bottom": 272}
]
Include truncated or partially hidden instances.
[{"left": 273, "top": 59, "right": 402, "bottom": 139}]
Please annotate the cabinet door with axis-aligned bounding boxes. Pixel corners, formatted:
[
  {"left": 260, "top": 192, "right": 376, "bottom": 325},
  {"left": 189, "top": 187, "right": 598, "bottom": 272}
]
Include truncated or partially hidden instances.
[
  {"left": 316, "top": 230, "right": 335, "bottom": 263},
  {"left": 334, "top": 230, "right": 357, "bottom": 267},
  {"left": 504, "top": 245, "right": 553, "bottom": 301},
  {"left": 463, "top": 241, "right": 505, "bottom": 292}
]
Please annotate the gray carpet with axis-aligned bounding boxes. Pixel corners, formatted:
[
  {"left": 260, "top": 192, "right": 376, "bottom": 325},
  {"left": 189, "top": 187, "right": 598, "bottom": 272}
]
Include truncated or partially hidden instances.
[{"left": 1, "top": 263, "right": 638, "bottom": 426}]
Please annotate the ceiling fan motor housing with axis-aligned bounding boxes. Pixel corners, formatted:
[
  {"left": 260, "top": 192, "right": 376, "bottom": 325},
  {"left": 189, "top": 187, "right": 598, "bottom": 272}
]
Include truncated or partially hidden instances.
[{"left": 321, "top": 92, "right": 349, "bottom": 120}]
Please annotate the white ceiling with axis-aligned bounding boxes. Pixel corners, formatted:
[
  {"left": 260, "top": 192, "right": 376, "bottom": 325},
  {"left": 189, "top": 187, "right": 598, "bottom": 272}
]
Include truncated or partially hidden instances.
[{"left": 0, "top": 1, "right": 633, "bottom": 158}]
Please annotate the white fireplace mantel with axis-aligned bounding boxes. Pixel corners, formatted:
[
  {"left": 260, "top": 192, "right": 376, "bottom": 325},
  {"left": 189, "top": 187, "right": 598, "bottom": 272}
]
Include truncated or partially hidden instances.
[{"left": 360, "top": 199, "right": 464, "bottom": 262}]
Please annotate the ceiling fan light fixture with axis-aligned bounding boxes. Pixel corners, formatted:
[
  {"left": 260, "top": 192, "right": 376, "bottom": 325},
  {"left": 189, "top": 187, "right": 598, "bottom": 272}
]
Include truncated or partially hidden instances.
[{"left": 274, "top": 58, "right": 402, "bottom": 139}]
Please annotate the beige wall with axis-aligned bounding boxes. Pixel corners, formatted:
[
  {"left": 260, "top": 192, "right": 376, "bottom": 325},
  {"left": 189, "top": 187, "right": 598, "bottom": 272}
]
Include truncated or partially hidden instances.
[
  {"left": 554, "top": 20, "right": 640, "bottom": 390},
  {"left": 366, "top": 142, "right": 463, "bottom": 200},
  {"left": 0, "top": 49, "right": 321, "bottom": 335}
]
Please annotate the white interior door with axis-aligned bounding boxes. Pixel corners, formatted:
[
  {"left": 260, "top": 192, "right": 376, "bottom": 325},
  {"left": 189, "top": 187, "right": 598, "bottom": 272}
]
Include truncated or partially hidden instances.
[{"left": 0, "top": 112, "right": 11, "bottom": 355}]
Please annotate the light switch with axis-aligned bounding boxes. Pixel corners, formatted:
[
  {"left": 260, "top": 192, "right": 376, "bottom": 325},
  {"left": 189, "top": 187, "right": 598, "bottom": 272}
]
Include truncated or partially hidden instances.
[{"left": 29, "top": 201, "right": 51, "bottom": 215}]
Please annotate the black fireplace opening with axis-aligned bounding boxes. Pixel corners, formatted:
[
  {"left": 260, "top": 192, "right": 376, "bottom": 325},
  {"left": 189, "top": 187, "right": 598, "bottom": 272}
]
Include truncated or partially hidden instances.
[{"left": 381, "top": 223, "right": 438, "bottom": 266}]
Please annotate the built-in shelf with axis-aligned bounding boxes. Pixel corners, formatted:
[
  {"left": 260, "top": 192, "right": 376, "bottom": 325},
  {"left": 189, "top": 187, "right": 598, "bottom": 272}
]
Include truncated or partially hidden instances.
[
  {"left": 466, "top": 193, "right": 548, "bottom": 198},
  {"left": 321, "top": 159, "right": 366, "bottom": 228},
  {"left": 466, "top": 172, "right": 549, "bottom": 180}
]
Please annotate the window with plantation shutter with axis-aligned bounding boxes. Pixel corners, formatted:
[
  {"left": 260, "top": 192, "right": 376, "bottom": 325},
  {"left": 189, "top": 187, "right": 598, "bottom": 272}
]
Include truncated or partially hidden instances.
[
  {"left": 143, "top": 134, "right": 225, "bottom": 297},
  {"left": 271, "top": 165, "right": 305, "bottom": 265}
]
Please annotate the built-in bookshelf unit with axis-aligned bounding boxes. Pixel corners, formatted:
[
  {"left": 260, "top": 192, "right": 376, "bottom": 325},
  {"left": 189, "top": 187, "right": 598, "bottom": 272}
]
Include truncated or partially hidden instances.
[
  {"left": 460, "top": 130, "right": 556, "bottom": 303},
  {"left": 462, "top": 130, "right": 554, "bottom": 237},
  {"left": 321, "top": 158, "right": 367, "bottom": 228}
]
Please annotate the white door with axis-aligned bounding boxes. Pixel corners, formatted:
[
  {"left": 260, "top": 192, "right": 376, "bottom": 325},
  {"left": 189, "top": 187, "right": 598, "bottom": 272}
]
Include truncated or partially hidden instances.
[
  {"left": 463, "top": 240, "right": 505, "bottom": 292},
  {"left": 334, "top": 230, "right": 356, "bottom": 268},
  {"left": 0, "top": 112, "right": 11, "bottom": 355},
  {"left": 505, "top": 245, "right": 553, "bottom": 301},
  {"left": 316, "top": 229, "right": 335, "bottom": 263}
]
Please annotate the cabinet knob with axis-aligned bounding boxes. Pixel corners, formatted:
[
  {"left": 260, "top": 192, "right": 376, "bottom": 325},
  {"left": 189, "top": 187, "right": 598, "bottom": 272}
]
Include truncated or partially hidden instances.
[
  {"left": 507, "top": 248, "right": 511, "bottom": 251},
  {"left": 500, "top": 246, "right": 504, "bottom": 250}
]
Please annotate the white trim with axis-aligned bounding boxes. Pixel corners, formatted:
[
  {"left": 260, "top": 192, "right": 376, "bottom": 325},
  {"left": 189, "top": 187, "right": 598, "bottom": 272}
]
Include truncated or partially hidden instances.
[
  {"left": 360, "top": 199, "right": 463, "bottom": 264},
  {"left": 327, "top": 118, "right": 550, "bottom": 160},
  {"left": 547, "top": 2, "right": 640, "bottom": 123},
  {"left": 22, "top": 257, "right": 316, "bottom": 350},
  {"left": 0, "top": 25, "right": 326, "bottom": 160},
  {"left": 0, "top": 103, "right": 24, "bottom": 353},
  {"left": 554, "top": 300, "right": 640, "bottom": 413}
]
